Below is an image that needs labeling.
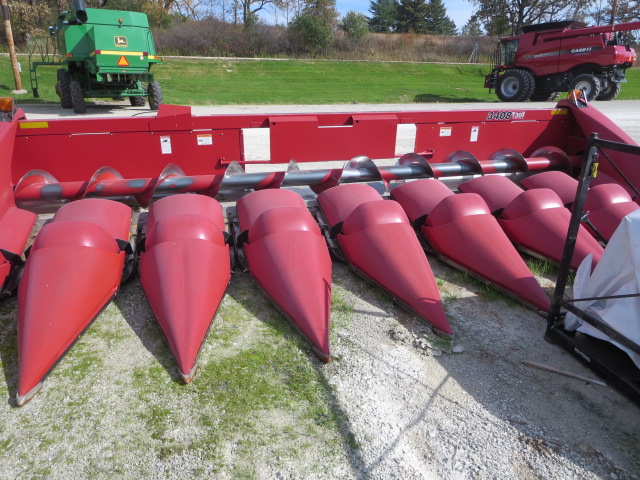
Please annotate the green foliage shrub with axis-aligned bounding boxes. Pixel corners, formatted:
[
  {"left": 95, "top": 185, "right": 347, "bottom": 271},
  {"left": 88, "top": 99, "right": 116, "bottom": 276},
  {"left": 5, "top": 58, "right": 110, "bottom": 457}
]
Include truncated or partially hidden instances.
[
  {"left": 288, "top": 13, "right": 334, "bottom": 55},
  {"left": 340, "top": 11, "right": 369, "bottom": 40}
]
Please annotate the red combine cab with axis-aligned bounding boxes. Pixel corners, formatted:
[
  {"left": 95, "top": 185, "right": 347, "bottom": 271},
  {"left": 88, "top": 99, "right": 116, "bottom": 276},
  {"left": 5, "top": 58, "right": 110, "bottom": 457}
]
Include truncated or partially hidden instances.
[{"left": 485, "top": 20, "right": 640, "bottom": 102}]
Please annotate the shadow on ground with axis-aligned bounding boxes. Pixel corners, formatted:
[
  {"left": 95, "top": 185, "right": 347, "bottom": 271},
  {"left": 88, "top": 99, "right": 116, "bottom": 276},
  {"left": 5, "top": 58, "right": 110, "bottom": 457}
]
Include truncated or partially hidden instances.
[
  {"left": 114, "top": 278, "right": 184, "bottom": 384},
  {"left": 225, "top": 266, "right": 368, "bottom": 478},
  {"left": 333, "top": 254, "right": 640, "bottom": 478},
  {"left": 414, "top": 94, "right": 491, "bottom": 103},
  {"left": 0, "top": 298, "right": 19, "bottom": 406}
]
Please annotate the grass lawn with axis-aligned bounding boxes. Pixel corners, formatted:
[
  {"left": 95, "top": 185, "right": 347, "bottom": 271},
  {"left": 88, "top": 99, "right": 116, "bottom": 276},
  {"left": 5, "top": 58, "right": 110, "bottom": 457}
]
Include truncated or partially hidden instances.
[{"left": 3, "top": 56, "right": 639, "bottom": 106}]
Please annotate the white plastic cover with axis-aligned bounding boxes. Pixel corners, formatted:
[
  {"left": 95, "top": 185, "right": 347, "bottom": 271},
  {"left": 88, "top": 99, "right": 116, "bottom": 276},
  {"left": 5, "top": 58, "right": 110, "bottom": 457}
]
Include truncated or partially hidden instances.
[{"left": 565, "top": 209, "right": 640, "bottom": 368}]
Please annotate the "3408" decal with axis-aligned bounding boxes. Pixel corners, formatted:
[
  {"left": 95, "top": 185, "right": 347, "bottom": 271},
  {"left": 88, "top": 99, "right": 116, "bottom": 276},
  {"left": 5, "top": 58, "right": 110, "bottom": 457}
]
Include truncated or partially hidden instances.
[{"left": 485, "top": 111, "right": 526, "bottom": 120}]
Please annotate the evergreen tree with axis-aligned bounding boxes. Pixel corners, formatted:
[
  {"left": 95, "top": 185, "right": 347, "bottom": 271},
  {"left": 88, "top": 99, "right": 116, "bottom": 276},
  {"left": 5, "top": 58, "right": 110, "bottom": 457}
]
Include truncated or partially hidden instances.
[
  {"left": 302, "top": 0, "right": 340, "bottom": 29},
  {"left": 341, "top": 11, "right": 369, "bottom": 39},
  {"left": 289, "top": 13, "right": 334, "bottom": 52},
  {"left": 368, "top": 0, "right": 398, "bottom": 33},
  {"left": 424, "top": 0, "right": 456, "bottom": 34},
  {"left": 395, "top": 0, "right": 428, "bottom": 33},
  {"left": 461, "top": 14, "right": 484, "bottom": 35}
]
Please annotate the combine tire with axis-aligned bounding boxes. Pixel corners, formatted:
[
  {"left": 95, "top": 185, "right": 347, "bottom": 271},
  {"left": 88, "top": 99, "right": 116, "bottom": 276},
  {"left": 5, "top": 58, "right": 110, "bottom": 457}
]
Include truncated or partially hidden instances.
[
  {"left": 569, "top": 74, "right": 601, "bottom": 101},
  {"left": 530, "top": 90, "right": 560, "bottom": 102},
  {"left": 56, "top": 69, "right": 72, "bottom": 109},
  {"left": 69, "top": 80, "right": 86, "bottom": 114},
  {"left": 596, "top": 78, "right": 621, "bottom": 101},
  {"left": 496, "top": 69, "right": 535, "bottom": 102},
  {"left": 129, "top": 96, "right": 146, "bottom": 107},
  {"left": 148, "top": 82, "right": 163, "bottom": 110}
]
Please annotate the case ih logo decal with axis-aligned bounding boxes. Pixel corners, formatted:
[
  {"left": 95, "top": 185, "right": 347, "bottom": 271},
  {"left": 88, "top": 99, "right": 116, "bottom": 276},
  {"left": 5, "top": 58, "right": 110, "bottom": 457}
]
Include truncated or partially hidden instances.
[
  {"left": 485, "top": 111, "right": 526, "bottom": 120},
  {"left": 525, "top": 46, "right": 603, "bottom": 59},
  {"left": 115, "top": 36, "right": 128, "bottom": 47}
]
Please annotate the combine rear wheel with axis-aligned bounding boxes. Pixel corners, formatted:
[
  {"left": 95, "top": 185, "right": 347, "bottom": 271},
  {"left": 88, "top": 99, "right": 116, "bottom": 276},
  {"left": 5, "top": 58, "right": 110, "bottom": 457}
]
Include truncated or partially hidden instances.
[
  {"left": 596, "top": 78, "right": 621, "bottom": 101},
  {"left": 497, "top": 69, "right": 535, "bottom": 102},
  {"left": 69, "top": 80, "right": 86, "bottom": 114},
  {"left": 56, "top": 69, "right": 72, "bottom": 109},
  {"left": 148, "top": 82, "right": 163, "bottom": 110},
  {"left": 129, "top": 96, "right": 146, "bottom": 107},
  {"left": 569, "top": 74, "right": 601, "bottom": 101},
  {"left": 530, "top": 89, "right": 560, "bottom": 102}
]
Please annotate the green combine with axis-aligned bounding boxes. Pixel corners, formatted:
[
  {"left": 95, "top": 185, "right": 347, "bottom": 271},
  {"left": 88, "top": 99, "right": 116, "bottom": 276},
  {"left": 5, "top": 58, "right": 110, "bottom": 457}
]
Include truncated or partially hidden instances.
[{"left": 29, "top": 0, "right": 162, "bottom": 113}]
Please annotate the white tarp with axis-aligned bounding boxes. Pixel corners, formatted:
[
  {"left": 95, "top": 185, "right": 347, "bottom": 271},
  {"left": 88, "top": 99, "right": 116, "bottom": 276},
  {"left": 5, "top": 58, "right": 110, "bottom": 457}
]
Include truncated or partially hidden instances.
[{"left": 565, "top": 209, "right": 640, "bottom": 368}]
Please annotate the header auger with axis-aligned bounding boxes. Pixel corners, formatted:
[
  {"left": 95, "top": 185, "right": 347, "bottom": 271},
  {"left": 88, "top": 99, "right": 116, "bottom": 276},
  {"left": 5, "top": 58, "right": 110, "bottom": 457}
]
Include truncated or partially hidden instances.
[
  {"left": 28, "top": 0, "right": 162, "bottom": 113},
  {"left": 1, "top": 94, "right": 639, "bottom": 405}
]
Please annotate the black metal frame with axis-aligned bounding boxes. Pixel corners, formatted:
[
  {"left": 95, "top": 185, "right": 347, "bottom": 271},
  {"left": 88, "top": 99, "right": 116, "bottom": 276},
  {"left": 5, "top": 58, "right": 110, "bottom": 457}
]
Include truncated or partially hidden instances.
[{"left": 546, "top": 133, "right": 640, "bottom": 405}]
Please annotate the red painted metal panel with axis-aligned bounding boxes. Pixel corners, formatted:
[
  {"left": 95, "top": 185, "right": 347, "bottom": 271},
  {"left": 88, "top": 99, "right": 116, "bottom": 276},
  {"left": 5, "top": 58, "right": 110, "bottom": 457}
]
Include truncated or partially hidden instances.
[
  {"left": 51, "top": 197, "right": 132, "bottom": 240},
  {"left": 17, "top": 199, "right": 132, "bottom": 405},
  {"left": 426, "top": 192, "right": 491, "bottom": 227},
  {"left": 248, "top": 206, "right": 321, "bottom": 243},
  {"left": 500, "top": 188, "right": 565, "bottom": 219},
  {"left": 584, "top": 184, "right": 640, "bottom": 241},
  {"left": 314, "top": 183, "right": 381, "bottom": 227},
  {"left": 341, "top": 200, "right": 406, "bottom": 235},
  {"left": 140, "top": 194, "right": 230, "bottom": 382},
  {"left": 561, "top": 100, "right": 640, "bottom": 194},
  {"left": 392, "top": 181, "right": 550, "bottom": 311},
  {"left": 460, "top": 176, "right": 603, "bottom": 269},
  {"left": 13, "top": 129, "right": 243, "bottom": 183},
  {"left": 317, "top": 184, "right": 451, "bottom": 336},
  {"left": 520, "top": 171, "right": 578, "bottom": 206},
  {"left": 236, "top": 189, "right": 307, "bottom": 232},
  {"left": 0, "top": 116, "right": 36, "bottom": 288},
  {"left": 499, "top": 207, "right": 603, "bottom": 270},
  {"left": 12, "top": 106, "right": 580, "bottom": 192},
  {"left": 520, "top": 172, "right": 639, "bottom": 241},
  {"left": 269, "top": 114, "right": 399, "bottom": 163},
  {"left": 415, "top": 113, "right": 572, "bottom": 163},
  {"left": 389, "top": 179, "right": 453, "bottom": 224},
  {"left": 424, "top": 196, "right": 551, "bottom": 312},
  {"left": 237, "top": 189, "right": 332, "bottom": 360},
  {"left": 458, "top": 175, "right": 523, "bottom": 213}
]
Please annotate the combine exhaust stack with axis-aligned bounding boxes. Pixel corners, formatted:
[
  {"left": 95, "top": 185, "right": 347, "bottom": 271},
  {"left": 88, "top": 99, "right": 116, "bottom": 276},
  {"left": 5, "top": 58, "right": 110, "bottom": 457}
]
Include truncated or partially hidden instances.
[
  {"left": 68, "top": 0, "right": 88, "bottom": 24},
  {"left": 2, "top": 94, "right": 640, "bottom": 404}
]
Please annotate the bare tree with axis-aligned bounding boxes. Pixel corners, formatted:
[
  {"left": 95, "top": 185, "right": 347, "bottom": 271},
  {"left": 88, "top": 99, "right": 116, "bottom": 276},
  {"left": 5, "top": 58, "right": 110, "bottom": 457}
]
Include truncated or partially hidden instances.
[
  {"left": 469, "top": 0, "right": 592, "bottom": 35},
  {"left": 275, "top": 0, "right": 302, "bottom": 25}
]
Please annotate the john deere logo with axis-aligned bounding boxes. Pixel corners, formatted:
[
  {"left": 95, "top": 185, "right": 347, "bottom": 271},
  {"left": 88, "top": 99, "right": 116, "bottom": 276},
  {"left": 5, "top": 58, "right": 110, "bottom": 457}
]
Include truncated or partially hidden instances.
[{"left": 115, "top": 36, "right": 128, "bottom": 47}]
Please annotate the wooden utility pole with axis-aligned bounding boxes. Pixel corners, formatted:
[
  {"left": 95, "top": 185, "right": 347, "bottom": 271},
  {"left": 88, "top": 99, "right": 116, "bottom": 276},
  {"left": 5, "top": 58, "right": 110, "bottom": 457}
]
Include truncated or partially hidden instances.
[
  {"left": 1, "top": 0, "right": 24, "bottom": 92},
  {"left": 611, "top": 0, "right": 619, "bottom": 26}
]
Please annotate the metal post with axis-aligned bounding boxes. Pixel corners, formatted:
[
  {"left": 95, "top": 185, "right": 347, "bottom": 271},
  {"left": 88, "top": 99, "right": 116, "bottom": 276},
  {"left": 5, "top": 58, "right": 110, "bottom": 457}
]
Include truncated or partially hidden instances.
[
  {"left": 547, "top": 133, "right": 599, "bottom": 330},
  {"left": 0, "top": 0, "right": 24, "bottom": 93},
  {"left": 611, "top": 0, "right": 619, "bottom": 26}
]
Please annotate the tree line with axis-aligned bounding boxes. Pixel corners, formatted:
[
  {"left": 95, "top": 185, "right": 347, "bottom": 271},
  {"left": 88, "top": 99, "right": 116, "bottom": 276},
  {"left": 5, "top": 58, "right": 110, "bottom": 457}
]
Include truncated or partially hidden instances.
[
  {"left": 370, "top": 0, "right": 639, "bottom": 36},
  {"left": 2, "top": 0, "right": 639, "bottom": 52}
]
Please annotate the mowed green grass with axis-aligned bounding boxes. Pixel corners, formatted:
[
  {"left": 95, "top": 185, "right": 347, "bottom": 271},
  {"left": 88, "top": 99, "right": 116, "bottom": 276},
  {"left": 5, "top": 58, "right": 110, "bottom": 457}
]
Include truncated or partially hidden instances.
[{"left": 3, "top": 56, "right": 639, "bottom": 105}]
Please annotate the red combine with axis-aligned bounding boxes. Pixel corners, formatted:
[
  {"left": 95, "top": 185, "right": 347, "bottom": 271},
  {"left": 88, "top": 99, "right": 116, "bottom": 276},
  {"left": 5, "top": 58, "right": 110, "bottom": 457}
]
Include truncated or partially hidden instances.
[
  {"left": 0, "top": 95, "right": 639, "bottom": 405},
  {"left": 485, "top": 20, "right": 640, "bottom": 101}
]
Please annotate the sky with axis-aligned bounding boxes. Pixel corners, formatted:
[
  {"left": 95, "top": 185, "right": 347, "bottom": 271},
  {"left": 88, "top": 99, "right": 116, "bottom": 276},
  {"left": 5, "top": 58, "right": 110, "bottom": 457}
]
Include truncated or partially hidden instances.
[{"left": 337, "top": 0, "right": 475, "bottom": 31}]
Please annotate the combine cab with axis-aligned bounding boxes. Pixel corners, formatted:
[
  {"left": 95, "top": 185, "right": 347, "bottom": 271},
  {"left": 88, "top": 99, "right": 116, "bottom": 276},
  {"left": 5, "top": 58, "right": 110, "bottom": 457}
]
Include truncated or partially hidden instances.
[
  {"left": 485, "top": 20, "right": 640, "bottom": 101},
  {"left": 1, "top": 94, "right": 639, "bottom": 405},
  {"left": 29, "top": 0, "right": 162, "bottom": 113}
]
